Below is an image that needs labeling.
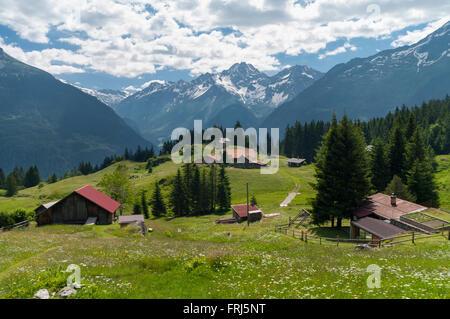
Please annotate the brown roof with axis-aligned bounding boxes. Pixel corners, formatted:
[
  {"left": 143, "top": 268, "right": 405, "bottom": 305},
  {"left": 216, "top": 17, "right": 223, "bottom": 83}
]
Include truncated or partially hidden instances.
[
  {"left": 351, "top": 217, "right": 406, "bottom": 239},
  {"left": 354, "top": 193, "right": 426, "bottom": 220},
  {"left": 231, "top": 204, "right": 260, "bottom": 217},
  {"left": 118, "top": 215, "right": 145, "bottom": 224}
]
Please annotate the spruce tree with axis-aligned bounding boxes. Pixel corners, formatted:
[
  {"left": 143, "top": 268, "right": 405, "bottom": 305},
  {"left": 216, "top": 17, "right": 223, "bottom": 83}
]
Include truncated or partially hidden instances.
[
  {"left": 0, "top": 168, "right": 5, "bottom": 189},
  {"left": 199, "top": 168, "right": 209, "bottom": 214},
  {"left": 24, "top": 166, "right": 41, "bottom": 188},
  {"left": 47, "top": 173, "right": 58, "bottom": 184},
  {"left": 169, "top": 169, "right": 188, "bottom": 216},
  {"left": 387, "top": 121, "right": 407, "bottom": 181},
  {"left": 208, "top": 165, "right": 217, "bottom": 212},
  {"left": 6, "top": 173, "right": 17, "bottom": 197},
  {"left": 141, "top": 191, "right": 149, "bottom": 219},
  {"left": 216, "top": 165, "right": 231, "bottom": 212},
  {"left": 251, "top": 195, "right": 258, "bottom": 206},
  {"left": 312, "top": 115, "right": 370, "bottom": 227},
  {"left": 133, "top": 201, "right": 142, "bottom": 215},
  {"left": 370, "top": 139, "right": 390, "bottom": 192},
  {"left": 384, "top": 175, "right": 415, "bottom": 202},
  {"left": 191, "top": 165, "right": 202, "bottom": 215},
  {"left": 150, "top": 181, "right": 167, "bottom": 217}
]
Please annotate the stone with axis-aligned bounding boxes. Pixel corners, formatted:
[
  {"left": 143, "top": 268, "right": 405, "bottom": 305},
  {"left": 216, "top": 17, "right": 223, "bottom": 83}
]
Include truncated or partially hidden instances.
[
  {"left": 34, "top": 289, "right": 50, "bottom": 299},
  {"left": 355, "top": 244, "right": 372, "bottom": 251},
  {"left": 56, "top": 286, "right": 77, "bottom": 298}
]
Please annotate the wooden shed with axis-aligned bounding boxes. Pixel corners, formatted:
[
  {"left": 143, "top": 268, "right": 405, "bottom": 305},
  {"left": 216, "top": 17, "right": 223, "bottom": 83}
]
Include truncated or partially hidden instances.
[
  {"left": 288, "top": 158, "right": 306, "bottom": 167},
  {"left": 35, "top": 185, "right": 120, "bottom": 226},
  {"left": 231, "top": 204, "right": 263, "bottom": 223}
]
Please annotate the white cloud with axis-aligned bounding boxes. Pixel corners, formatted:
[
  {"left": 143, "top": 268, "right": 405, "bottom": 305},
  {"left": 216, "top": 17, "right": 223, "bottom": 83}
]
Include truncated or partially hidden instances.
[
  {"left": 0, "top": 0, "right": 449, "bottom": 77},
  {"left": 318, "top": 42, "right": 357, "bottom": 59}
]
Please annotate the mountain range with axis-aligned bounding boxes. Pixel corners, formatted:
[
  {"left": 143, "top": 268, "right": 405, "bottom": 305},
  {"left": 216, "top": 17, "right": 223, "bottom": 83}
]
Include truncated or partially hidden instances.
[
  {"left": 264, "top": 21, "right": 450, "bottom": 132},
  {"left": 0, "top": 48, "right": 149, "bottom": 177},
  {"left": 114, "top": 63, "right": 323, "bottom": 143}
]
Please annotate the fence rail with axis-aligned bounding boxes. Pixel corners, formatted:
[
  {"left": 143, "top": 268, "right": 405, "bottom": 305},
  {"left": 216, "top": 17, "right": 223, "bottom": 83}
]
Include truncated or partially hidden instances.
[
  {"left": 275, "top": 225, "right": 449, "bottom": 248},
  {"left": 0, "top": 220, "right": 30, "bottom": 232}
]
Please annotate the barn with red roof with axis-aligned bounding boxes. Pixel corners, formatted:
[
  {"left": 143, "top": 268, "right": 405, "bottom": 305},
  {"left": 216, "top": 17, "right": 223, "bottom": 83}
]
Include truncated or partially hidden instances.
[{"left": 35, "top": 185, "right": 120, "bottom": 226}]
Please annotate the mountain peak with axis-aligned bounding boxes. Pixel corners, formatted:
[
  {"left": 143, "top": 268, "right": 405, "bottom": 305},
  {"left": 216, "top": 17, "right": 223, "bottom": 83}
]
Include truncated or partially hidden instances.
[{"left": 225, "top": 62, "right": 261, "bottom": 77}]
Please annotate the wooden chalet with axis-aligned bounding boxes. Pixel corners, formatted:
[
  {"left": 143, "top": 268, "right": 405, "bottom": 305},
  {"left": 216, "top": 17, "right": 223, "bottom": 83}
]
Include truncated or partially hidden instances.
[
  {"left": 287, "top": 158, "right": 306, "bottom": 167},
  {"left": 350, "top": 193, "right": 427, "bottom": 241},
  {"left": 231, "top": 204, "right": 263, "bottom": 223},
  {"left": 35, "top": 185, "right": 120, "bottom": 226}
]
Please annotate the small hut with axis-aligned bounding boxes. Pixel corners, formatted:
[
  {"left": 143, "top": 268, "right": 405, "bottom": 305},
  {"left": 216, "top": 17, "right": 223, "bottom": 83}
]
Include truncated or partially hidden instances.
[
  {"left": 35, "top": 185, "right": 120, "bottom": 226},
  {"left": 288, "top": 158, "right": 306, "bottom": 167},
  {"left": 231, "top": 204, "right": 263, "bottom": 223},
  {"left": 118, "top": 215, "right": 145, "bottom": 228}
]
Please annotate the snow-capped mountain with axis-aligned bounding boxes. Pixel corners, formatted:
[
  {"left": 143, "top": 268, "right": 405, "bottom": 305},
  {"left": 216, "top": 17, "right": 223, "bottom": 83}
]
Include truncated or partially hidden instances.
[
  {"left": 115, "top": 63, "right": 323, "bottom": 142},
  {"left": 265, "top": 20, "right": 450, "bottom": 133}
]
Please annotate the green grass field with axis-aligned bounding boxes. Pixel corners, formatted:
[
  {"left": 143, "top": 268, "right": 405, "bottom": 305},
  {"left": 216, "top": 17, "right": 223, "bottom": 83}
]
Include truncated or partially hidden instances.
[{"left": 0, "top": 156, "right": 449, "bottom": 299}]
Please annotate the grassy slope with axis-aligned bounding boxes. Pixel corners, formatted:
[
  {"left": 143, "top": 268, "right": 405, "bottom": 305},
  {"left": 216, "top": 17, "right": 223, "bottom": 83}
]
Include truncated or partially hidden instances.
[
  {"left": 436, "top": 155, "right": 450, "bottom": 210},
  {"left": 0, "top": 156, "right": 449, "bottom": 299}
]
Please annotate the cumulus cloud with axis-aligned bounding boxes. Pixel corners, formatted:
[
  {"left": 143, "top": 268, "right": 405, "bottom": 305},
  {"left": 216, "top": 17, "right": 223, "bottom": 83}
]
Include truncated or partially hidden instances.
[
  {"left": 318, "top": 42, "right": 357, "bottom": 59},
  {"left": 0, "top": 0, "right": 449, "bottom": 77}
]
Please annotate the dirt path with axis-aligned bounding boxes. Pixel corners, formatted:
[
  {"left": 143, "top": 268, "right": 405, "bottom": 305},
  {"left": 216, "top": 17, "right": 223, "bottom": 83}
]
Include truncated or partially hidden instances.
[{"left": 280, "top": 184, "right": 300, "bottom": 207}]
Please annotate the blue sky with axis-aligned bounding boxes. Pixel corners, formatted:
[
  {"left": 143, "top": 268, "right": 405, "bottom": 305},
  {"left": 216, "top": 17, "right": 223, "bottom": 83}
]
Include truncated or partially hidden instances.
[{"left": 0, "top": 1, "right": 448, "bottom": 92}]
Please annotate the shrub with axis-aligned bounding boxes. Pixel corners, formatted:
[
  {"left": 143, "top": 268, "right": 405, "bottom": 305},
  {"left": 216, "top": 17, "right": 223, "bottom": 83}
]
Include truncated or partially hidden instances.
[{"left": 0, "top": 212, "right": 14, "bottom": 228}]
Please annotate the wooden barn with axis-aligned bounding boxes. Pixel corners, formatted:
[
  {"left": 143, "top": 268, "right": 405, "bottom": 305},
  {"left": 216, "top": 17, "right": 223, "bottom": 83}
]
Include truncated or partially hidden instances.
[
  {"left": 35, "top": 185, "right": 120, "bottom": 226},
  {"left": 288, "top": 158, "right": 306, "bottom": 167},
  {"left": 231, "top": 204, "right": 263, "bottom": 223}
]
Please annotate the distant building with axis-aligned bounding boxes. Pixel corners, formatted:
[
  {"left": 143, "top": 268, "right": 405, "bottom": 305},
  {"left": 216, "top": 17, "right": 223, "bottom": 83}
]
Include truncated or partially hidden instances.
[
  {"left": 231, "top": 204, "right": 263, "bottom": 223},
  {"left": 118, "top": 215, "right": 145, "bottom": 227},
  {"left": 203, "top": 148, "right": 267, "bottom": 168},
  {"left": 287, "top": 158, "right": 306, "bottom": 167},
  {"left": 35, "top": 185, "right": 120, "bottom": 226}
]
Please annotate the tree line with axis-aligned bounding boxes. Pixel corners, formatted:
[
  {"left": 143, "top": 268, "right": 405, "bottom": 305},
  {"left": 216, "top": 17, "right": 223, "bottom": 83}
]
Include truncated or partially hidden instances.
[{"left": 282, "top": 96, "right": 450, "bottom": 161}]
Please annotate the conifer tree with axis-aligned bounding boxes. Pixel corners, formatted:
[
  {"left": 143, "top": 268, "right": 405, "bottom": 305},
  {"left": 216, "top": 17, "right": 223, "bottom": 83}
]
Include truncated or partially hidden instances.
[
  {"left": 384, "top": 175, "right": 415, "bottom": 202},
  {"left": 47, "top": 173, "right": 58, "bottom": 184},
  {"left": 6, "top": 173, "right": 17, "bottom": 197},
  {"left": 251, "top": 195, "right": 258, "bottom": 206},
  {"left": 169, "top": 169, "right": 189, "bottom": 216},
  {"left": 133, "top": 201, "right": 142, "bottom": 215},
  {"left": 191, "top": 165, "right": 202, "bottom": 215},
  {"left": 150, "top": 181, "right": 166, "bottom": 217},
  {"left": 405, "top": 113, "right": 417, "bottom": 141},
  {"left": 141, "top": 191, "right": 149, "bottom": 219},
  {"left": 0, "top": 168, "right": 5, "bottom": 189},
  {"left": 387, "top": 121, "right": 407, "bottom": 181},
  {"left": 24, "top": 166, "right": 41, "bottom": 188},
  {"left": 216, "top": 165, "right": 231, "bottom": 212},
  {"left": 370, "top": 139, "right": 390, "bottom": 192},
  {"left": 199, "top": 168, "right": 209, "bottom": 214},
  {"left": 312, "top": 115, "right": 370, "bottom": 227},
  {"left": 208, "top": 165, "right": 217, "bottom": 212}
]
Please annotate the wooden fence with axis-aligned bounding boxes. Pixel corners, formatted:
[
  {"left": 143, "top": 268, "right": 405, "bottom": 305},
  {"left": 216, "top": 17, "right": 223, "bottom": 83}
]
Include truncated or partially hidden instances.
[
  {"left": 275, "top": 225, "right": 449, "bottom": 248},
  {"left": 0, "top": 220, "right": 30, "bottom": 232}
]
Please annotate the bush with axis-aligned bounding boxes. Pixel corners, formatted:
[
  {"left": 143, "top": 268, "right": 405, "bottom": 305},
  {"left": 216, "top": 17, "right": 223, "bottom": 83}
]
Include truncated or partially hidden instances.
[{"left": 0, "top": 212, "right": 14, "bottom": 228}]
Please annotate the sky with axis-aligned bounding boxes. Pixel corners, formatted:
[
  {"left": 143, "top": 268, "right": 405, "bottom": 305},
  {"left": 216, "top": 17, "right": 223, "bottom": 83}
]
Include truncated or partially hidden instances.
[{"left": 0, "top": 0, "right": 449, "bottom": 92}]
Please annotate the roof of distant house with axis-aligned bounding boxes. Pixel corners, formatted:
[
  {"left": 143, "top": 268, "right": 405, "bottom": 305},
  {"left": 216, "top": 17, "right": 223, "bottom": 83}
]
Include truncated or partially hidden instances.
[
  {"left": 288, "top": 158, "right": 306, "bottom": 163},
  {"left": 354, "top": 193, "right": 426, "bottom": 220},
  {"left": 75, "top": 185, "right": 121, "bottom": 214},
  {"left": 118, "top": 215, "right": 145, "bottom": 224},
  {"left": 351, "top": 217, "right": 406, "bottom": 239},
  {"left": 231, "top": 204, "right": 261, "bottom": 217}
]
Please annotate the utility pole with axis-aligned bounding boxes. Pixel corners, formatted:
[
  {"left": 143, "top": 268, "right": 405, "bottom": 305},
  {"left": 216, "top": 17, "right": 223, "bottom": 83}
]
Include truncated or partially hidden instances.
[{"left": 247, "top": 182, "right": 249, "bottom": 227}]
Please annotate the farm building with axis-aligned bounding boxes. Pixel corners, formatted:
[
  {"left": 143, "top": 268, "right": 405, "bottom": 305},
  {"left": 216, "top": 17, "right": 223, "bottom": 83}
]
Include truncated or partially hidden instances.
[
  {"left": 118, "top": 215, "right": 145, "bottom": 227},
  {"left": 287, "top": 158, "right": 306, "bottom": 167},
  {"left": 350, "top": 193, "right": 427, "bottom": 240},
  {"left": 231, "top": 204, "right": 263, "bottom": 223},
  {"left": 35, "top": 185, "right": 120, "bottom": 226}
]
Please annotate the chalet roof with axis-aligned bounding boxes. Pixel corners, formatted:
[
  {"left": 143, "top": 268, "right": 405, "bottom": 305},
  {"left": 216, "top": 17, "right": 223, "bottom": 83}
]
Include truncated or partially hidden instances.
[
  {"left": 354, "top": 193, "right": 427, "bottom": 220},
  {"left": 351, "top": 217, "right": 405, "bottom": 239},
  {"left": 231, "top": 204, "right": 260, "bottom": 217},
  {"left": 118, "top": 215, "right": 145, "bottom": 224},
  {"left": 75, "top": 185, "right": 121, "bottom": 214},
  {"left": 288, "top": 158, "right": 306, "bottom": 163}
]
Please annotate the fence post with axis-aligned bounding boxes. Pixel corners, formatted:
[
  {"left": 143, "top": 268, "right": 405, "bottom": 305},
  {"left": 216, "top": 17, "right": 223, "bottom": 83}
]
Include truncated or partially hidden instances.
[
  {"left": 336, "top": 235, "right": 339, "bottom": 247},
  {"left": 412, "top": 232, "right": 415, "bottom": 244},
  {"left": 301, "top": 231, "right": 304, "bottom": 241},
  {"left": 305, "top": 234, "right": 308, "bottom": 243},
  {"left": 320, "top": 237, "right": 322, "bottom": 245}
]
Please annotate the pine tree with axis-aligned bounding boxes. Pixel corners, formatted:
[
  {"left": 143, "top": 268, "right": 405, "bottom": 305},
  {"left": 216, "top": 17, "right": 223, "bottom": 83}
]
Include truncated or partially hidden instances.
[
  {"left": 384, "top": 175, "right": 415, "bottom": 202},
  {"left": 370, "top": 139, "right": 390, "bottom": 192},
  {"left": 312, "top": 115, "right": 370, "bottom": 228},
  {"left": 141, "top": 191, "right": 149, "bottom": 219},
  {"left": 208, "top": 165, "right": 217, "bottom": 213},
  {"left": 183, "top": 164, "right": 193, "bottom": 212},
  {"left": 191, "top": 165, "right": 202, "bottom": 215},
  {"left": 24, "top": 166, "right": 41, "bottom": 188},
  {"left": 150, "top": 181, "right": 167, "bottom": 217},
  {"left": 133, "top": 201, "right": 142, "bottom": 215},
  {"left": 0, "top": 168, "right": 5, "bottom": 189},
  {"left": 387, "top": 122, "right": 407, "bottom": 181},
  {"left": 6, "top": 173, "right": 17, "bottom": 197},
  {"left": 47, "top": 173, "right": 58, "bottom": 184},
  {"left": 405, "top": 113, "right": 417, "bottom": 142},
  {"left": 216, "top": 165, "right": 231, "bottom": 212},
  {"left": 199, "top": 168, "right": 210, "bottom": 214},
  {"left": 169, "top": 169, "right": 189, "bottom": 216},
  {"left": 251, "top": 195, "right": 257, "bottom": 206}
]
